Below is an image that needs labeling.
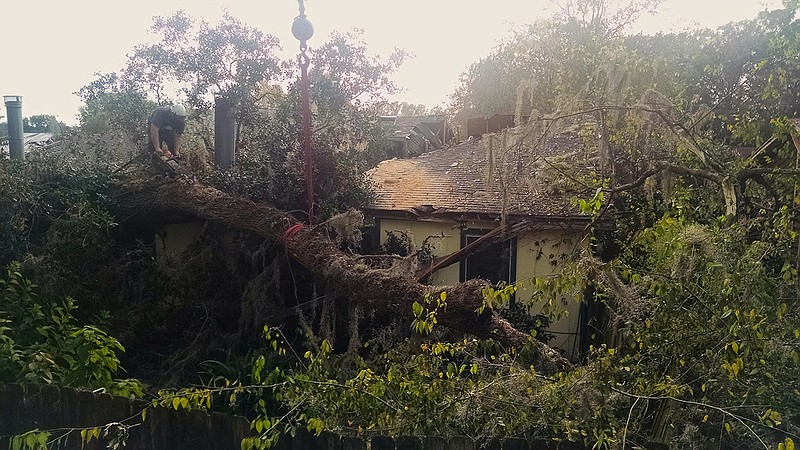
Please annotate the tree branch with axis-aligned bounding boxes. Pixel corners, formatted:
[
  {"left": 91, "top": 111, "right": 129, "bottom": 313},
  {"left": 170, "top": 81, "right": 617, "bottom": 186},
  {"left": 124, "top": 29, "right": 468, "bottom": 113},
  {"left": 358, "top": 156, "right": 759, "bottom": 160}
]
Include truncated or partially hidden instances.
[
  {"left": 416, "top": 221, "right": 532, "bottom": 283},
  {"left": 609, "top": 161, "right": 723, "bottom": 194}
]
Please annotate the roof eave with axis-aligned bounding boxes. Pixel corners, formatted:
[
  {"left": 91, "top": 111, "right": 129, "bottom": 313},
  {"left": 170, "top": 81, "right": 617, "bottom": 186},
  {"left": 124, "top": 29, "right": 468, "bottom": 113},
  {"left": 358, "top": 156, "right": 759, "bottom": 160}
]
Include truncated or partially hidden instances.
[{"left": 364, "top": 207, "right": 604, "bottom": 230}]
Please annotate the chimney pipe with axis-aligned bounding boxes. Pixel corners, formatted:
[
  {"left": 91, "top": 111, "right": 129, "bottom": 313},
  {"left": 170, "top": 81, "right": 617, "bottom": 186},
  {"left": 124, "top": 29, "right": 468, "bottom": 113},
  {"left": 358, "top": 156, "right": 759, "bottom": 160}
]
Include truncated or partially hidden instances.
[
  {"left": 3, "top": 95, "right": 24, "bottom": 160},
  {"left": 214, "top": 96, "right": 236, "bottom": 169}
]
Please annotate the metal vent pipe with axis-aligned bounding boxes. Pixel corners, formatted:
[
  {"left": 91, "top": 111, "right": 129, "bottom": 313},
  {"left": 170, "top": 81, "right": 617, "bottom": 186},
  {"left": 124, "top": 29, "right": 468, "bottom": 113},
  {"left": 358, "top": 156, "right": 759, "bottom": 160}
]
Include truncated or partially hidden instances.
[
  {"left": 214, "top": 97, "right": 236, "bottom": 169},
  {"left": 3, "top": 95, "right": 24, "bottom": 160}
]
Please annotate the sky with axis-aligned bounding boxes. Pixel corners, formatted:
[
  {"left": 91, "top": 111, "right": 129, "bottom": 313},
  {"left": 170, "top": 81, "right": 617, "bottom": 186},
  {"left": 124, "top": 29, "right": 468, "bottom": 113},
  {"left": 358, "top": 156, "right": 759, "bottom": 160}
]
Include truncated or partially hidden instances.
[{"left": 0, "top": 0, "right": 784, "bottom": 125}]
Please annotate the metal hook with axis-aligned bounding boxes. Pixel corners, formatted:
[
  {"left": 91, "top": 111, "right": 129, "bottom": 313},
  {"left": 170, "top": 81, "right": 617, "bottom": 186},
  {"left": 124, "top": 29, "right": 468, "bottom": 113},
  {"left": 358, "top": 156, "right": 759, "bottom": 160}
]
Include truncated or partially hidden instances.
[
  {"left": 297, "top": 0, "right": 305, "bottom": 17},
  {"left": 298, "top": 50, "right": 310, "bottom": 68}
]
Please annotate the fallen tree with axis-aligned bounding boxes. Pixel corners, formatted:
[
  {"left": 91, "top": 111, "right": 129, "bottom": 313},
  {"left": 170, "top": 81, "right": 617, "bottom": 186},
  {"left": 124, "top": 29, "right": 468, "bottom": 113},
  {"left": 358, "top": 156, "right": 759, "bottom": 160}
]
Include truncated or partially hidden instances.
[{"left": 109, "top": 175, "right": 571, "bottom": 373}]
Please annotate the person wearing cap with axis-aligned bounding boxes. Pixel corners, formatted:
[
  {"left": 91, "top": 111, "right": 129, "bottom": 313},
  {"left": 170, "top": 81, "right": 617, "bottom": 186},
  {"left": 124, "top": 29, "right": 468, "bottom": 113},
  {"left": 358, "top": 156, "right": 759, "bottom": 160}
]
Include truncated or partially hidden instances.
[{"left": 148, "top": 104, "right": 187, "bottom": 159}]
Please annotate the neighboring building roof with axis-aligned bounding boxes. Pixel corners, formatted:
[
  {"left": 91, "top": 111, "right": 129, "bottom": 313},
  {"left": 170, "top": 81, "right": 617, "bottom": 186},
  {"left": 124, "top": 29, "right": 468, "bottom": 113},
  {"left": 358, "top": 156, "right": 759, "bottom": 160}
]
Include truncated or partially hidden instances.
[
  {"left": 0, "top": 133, "right": 55, "bottom": 153},
  {"left": 391, "top": 115, "right": 445, "bottom": 134},
  {"left": 466, "top": 114, "right": 520, "bottom": 138},
  {"left": 367, "top": 132, "right": 592, "bottom": 222},
  {"left": 24, "top": 133, "right": 54, "bottom": 146},
  {"left": 379, "top": 115, "right": 451, "bottom": 158}
]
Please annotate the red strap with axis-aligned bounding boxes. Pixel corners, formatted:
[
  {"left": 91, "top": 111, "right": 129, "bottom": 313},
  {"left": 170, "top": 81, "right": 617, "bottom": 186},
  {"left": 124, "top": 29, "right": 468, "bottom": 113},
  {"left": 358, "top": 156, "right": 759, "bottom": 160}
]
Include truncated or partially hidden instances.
[{"left": 283, "top": 224, "right": 305, "bottom": 241}]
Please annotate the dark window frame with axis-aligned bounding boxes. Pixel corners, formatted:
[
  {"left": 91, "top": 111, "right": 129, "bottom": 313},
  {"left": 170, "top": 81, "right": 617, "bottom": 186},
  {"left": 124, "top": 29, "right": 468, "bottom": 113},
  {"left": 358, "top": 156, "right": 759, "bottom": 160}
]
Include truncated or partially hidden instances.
[{"left": 459, "top": 228, "right": 517, "bottom": 285}]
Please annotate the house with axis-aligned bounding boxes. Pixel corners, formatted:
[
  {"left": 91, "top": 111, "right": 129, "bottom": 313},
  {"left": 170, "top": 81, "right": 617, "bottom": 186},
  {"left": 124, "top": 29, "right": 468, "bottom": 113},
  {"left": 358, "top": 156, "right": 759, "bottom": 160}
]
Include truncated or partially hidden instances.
[
  {"left": 379, "top": 115, "right": 453, "bottom": 158},
  {"left": 365, "top": 131, "right": 596, "bottom": 360}
]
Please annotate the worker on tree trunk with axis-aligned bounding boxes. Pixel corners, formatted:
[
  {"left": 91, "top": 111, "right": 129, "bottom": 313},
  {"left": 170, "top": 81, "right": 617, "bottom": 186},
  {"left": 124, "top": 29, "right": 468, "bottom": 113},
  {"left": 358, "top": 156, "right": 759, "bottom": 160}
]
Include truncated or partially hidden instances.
[{"left": 148, "top": 104, "right": 187, "bottom": 159}]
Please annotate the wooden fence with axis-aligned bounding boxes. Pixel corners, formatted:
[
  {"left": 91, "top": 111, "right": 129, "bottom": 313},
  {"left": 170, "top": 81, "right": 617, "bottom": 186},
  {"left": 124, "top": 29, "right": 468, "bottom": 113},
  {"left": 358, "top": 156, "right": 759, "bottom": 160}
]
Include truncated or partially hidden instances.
[
  {"left": 0, "top": 383, "right": 249, "bottom": 450},
  {"left": 0, "top": 383, "right": 667, "bottom": 450}
]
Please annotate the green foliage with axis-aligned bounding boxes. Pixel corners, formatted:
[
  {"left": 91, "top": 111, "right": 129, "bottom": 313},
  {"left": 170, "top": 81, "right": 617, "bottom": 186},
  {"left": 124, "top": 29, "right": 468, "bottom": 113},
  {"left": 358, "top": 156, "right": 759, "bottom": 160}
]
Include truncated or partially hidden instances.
[
  {"left": 77, "top": 422, "right": 132, "bottom": 450},
  {"left": 0, "top": 154, "right": 119, "bottom": 313},
  {"left": 22, "top": 114, "right": 68, "bottom": 137},
  {"left": 376, "top": 101, "right": 439, "bottom": 116},
  {"left": 75, "top": 15, "right": 396, "bottom": 218},
  {"left": 238, "top": 322, "right": 558, "bottom": 447},
  {"left": 778, "top": 438, "right": 795, "bottom": 450},
  {"left": 411, "top": 292, "right": 446, "bottom": 335},
  {"left": 605, "top": 218, "right": 800, "bottom": 445},
  {"left": 478, "top": 283, "right": 516, "bottom": 314},
  {"left": 8, "top": 429, "right": 50, "bottom": 450},
  {"left": 0, "top": 262, "right": 141, "bottom": 397},
  {"left": 573, "top": 187, "right": 605, "bottom": 217},
  {"left": 159, "top": 299, "right": 622, "bottom": 448},
  {"left": 204, "top": 30, "right": 397, "bottom": 218},
  {"left": 77, "top": 72, "right": 155, "bottom": 145},
  {"left": 126, "top": 11, "right": 281, "bottom": 114},
  {"left": 382, "top": 231, "right": 412, "bottom": 257},
  {"left": 452, "top": 2, "right": 800, "bottom": 443},
  {"left": 451, "top": 0, "right": 660, "bottom": 123}
]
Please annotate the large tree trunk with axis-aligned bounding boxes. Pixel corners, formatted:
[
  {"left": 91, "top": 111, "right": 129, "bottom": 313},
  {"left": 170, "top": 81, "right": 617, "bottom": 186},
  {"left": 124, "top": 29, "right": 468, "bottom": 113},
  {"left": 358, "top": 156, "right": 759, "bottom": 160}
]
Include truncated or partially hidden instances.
[{"left": 110, "top": 177, "right": 571, "bottom": 373}]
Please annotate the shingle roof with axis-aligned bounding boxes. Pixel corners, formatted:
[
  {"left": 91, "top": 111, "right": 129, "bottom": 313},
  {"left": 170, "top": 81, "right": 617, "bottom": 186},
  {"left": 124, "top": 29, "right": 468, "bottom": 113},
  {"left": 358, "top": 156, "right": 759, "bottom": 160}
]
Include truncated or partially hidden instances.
[{"left": 367, "top": 133, "right": 590, "bottom": 218}]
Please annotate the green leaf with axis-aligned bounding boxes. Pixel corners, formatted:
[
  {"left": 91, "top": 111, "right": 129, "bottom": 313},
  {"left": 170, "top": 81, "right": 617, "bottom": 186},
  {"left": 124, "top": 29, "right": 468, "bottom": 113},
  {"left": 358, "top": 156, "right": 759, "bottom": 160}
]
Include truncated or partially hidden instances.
[
  {"left": 25, "top": 433, "right": 36, "bottom": 450},
  {"left": 321, "top": 340, "right": 332, "bottom": 354}
]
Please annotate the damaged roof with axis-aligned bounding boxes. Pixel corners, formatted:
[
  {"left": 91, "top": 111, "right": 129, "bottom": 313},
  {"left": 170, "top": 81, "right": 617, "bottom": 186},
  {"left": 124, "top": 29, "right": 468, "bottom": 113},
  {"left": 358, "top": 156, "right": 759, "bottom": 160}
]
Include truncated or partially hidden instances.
[{"left": 366, "top": 132, "right": 592, "bottom": 221}]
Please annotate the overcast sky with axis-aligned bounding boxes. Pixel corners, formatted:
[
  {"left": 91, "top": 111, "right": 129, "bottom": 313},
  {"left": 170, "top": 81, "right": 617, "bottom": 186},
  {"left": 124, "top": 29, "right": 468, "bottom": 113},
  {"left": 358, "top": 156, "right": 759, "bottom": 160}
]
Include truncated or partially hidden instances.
[{"left": 0, "top": 0, "right": 784, "bottom": 125}]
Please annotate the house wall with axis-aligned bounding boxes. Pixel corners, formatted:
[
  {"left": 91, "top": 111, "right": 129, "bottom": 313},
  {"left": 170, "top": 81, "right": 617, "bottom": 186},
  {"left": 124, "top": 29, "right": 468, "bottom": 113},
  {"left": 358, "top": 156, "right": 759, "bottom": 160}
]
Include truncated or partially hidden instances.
[
  {"left": 154, "top": 222, "right": 203, "bottom": 261},
  {"left": 515, "top": 230, "right": 585, "bottom": 359},
  {"left": 379, "top": 219, "right": 462, "bottom": 285},
  {"left": 379, "top": 219, "right": 585, "bottom": 360}
]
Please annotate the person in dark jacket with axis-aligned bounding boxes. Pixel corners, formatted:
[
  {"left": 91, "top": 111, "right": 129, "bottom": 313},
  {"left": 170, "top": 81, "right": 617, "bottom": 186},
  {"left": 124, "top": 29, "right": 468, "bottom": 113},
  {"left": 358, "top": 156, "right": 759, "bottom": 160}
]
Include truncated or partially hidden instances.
[{"left": 147, "top": 104, "right": 187, "bottom": 159}]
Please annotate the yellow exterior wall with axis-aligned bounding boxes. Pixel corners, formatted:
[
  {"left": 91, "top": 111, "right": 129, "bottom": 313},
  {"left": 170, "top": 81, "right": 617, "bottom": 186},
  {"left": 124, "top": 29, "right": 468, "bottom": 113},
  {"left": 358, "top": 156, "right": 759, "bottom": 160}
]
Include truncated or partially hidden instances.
[
  {"left": 515, "top": 230, "right": 585, "bottom": 360},
  {"left": 379, "top": 219, "right": 462, "bottom": 285},
  {"left": 379, "top": 219, "right": 585, "bottom": 360},
  {"left": 155, "top": 222, "right": 202, "bottom": 261}
]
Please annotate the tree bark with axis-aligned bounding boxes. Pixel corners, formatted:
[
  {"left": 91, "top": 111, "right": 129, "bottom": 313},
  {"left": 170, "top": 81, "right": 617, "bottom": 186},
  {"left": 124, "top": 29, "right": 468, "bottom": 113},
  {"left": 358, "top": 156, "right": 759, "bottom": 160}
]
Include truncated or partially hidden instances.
[{"left": 110, "top": 177, "right": 571, "bottom": 373}]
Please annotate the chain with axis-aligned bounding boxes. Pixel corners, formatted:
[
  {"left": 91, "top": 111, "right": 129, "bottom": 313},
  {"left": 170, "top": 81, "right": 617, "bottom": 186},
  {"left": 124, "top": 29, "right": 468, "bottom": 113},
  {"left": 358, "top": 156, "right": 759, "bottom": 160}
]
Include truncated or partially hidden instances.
[{"left": 297, "top": 0, "right": 308, "bottom": 51}]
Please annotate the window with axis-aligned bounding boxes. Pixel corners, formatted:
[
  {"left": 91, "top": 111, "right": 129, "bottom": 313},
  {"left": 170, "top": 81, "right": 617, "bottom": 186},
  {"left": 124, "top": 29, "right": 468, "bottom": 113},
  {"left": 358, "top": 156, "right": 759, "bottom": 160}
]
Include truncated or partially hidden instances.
[{"left": 459, "top": 229, "right": 517, "bottom": 285}]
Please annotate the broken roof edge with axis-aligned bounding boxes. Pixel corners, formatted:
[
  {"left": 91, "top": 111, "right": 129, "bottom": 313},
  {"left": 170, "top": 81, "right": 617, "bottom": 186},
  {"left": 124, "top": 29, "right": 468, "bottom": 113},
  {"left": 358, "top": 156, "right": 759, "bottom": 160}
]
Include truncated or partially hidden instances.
[{"left": 363, "top": 207, "right": 607, "bottom": 230}]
